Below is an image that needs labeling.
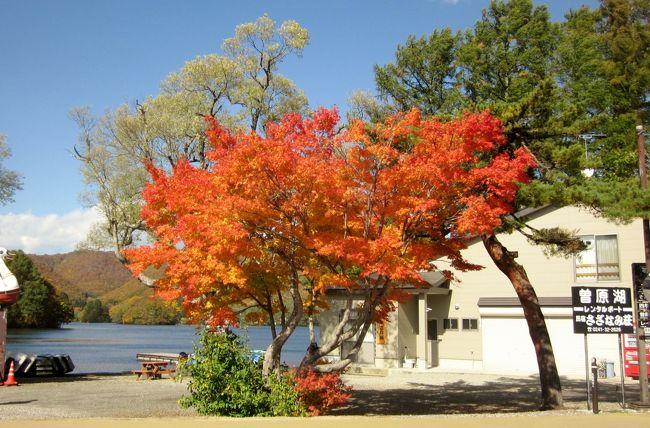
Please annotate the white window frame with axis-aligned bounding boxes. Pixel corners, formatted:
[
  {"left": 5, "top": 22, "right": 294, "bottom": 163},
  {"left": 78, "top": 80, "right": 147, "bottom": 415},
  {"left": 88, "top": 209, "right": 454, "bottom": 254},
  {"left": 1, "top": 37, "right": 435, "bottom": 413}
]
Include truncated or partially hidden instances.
[{"left": 574, "top": 234, "right": 620, "bottom": 283}]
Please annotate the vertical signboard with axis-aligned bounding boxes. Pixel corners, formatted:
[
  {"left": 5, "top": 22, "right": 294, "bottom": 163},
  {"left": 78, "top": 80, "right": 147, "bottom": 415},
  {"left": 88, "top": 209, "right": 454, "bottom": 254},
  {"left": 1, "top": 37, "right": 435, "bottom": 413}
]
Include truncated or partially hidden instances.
[
  {"left": 571, "top": 286, "right": 634, "bottom": 334},
  {"left": 632, "top": 263, "right": 650, "bottom": 329},
  {"left": 376, "top": 319, "right": 388, "bottom": 345}
]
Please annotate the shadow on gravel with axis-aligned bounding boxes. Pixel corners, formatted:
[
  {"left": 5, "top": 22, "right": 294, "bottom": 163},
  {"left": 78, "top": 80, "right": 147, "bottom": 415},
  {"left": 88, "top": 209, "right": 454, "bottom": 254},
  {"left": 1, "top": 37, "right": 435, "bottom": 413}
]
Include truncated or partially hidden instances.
[
  {"left": 331, "top": 376, "right": 633, "bottom": 415},
  {"left": 0, "top": 400, "right": 37, "bottom": 406},
  {"left": 12, "top": 373, "right": 130, "bottom": 384}
]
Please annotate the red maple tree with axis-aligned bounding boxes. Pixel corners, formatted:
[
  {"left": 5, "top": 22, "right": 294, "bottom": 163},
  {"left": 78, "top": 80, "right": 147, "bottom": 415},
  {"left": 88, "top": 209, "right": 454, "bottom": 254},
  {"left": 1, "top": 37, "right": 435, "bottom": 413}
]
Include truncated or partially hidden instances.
[{"left": 126, "top": 107, "right": 534, "bottom": 376}]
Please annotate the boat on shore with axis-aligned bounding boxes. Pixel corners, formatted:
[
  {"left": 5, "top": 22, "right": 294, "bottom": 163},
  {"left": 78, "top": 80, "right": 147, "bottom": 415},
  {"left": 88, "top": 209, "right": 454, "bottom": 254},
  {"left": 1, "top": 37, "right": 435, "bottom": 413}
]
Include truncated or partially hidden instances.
[
  {"left": 5, "top": 351, "right": 75, "bottom": 376},
  {"left": 0, "top": 248, "right": 19, "bottom": 306}
]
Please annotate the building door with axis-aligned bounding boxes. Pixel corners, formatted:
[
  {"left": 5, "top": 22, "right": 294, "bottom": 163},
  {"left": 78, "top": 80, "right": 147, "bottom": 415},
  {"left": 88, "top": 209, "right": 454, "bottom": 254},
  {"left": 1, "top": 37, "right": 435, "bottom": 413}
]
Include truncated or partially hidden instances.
[
  {"left": 427, "top": 318, "right": 440, "bottom": 367},
  {"left": 427, "top": 319, "right": 438, "bottom": 340}
]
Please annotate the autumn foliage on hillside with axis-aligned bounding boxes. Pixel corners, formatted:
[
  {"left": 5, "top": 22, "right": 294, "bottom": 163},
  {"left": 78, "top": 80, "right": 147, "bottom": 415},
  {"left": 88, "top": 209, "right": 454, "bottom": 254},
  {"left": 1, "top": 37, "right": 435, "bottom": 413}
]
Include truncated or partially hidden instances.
[
  {"left": 30, "top": 250, "right": 137, "bottom": 300},
  {"left": 126, "top": 107, "right": 534, "bottom": 375}
]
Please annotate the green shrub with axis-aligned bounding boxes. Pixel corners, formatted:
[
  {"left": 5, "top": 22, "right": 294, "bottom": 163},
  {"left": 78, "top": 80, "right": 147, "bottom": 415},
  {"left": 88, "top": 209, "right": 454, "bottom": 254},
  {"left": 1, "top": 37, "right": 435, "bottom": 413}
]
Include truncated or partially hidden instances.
[
  {"left": 266, "top": 372, "right": 304, "bottom": 416},
  {"left": 178, "top": 329, "right": 305, "bottom": 416}
]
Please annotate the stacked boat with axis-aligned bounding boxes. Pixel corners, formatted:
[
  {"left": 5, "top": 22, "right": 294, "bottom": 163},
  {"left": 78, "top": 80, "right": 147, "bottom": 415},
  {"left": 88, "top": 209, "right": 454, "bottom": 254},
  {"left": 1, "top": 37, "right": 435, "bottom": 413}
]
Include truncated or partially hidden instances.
[
  {"left": 0, "top": 248, "right": 19, "bottom": 306},
  {"left": 5, "top": 351, "right": 74, "bottom": 377}
]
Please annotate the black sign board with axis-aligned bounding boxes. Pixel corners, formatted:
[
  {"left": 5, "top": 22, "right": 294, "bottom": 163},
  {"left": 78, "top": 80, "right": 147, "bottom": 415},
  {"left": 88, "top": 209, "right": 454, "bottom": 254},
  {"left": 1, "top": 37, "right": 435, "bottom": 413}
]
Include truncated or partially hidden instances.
[
  {"left": 572, "top": 286, "right": 634, "bottom": 334},
  {"left": 631, "top": 263, "right": 650, "bottom": 328}
]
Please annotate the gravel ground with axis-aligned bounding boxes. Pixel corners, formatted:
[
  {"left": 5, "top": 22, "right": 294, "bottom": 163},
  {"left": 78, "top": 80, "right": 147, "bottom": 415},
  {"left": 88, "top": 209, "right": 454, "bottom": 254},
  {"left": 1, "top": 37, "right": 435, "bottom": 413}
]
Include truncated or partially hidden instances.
[
  {"left": 0, "top": 374, "right": 196, "bottom": 419},
  {"left": 335, "top": 370, "right": 636, "bottom": 415},
  {"left": 0, "top": 370, "right": 645, "bottom": 420}
]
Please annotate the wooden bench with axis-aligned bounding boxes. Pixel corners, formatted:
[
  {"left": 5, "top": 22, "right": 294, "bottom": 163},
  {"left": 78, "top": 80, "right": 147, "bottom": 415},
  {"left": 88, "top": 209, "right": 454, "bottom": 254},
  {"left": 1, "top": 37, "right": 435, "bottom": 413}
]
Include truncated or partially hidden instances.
[
  {"left": 132, "top": 361, "right": 175, "bottom": 380},
  {"left": 131, "top": 369, "right": 154, "bottom": 380},
  {"left": 158, "top": 368, "right": 177, "bottom": 379}
]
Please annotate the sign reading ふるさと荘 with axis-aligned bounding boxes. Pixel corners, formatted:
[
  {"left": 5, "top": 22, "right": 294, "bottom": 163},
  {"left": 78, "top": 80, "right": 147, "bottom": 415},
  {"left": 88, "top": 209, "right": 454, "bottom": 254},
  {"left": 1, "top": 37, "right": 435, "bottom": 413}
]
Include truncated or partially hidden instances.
[{"left": 571, "top": 286, "right": 634, "bottom": 334}]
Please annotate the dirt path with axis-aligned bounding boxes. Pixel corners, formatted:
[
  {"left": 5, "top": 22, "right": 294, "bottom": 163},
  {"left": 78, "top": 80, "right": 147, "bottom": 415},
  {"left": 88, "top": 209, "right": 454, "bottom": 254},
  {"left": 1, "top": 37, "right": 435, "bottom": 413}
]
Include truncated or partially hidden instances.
[
  {"left": 334, "top": 371, "right": 634, "bottom": 415},
  {"left": 0, "top": 371, "right": 645, "bottom": 425},
  {"left": 0, "top": 374, "right": 195, "bottom": 419}
]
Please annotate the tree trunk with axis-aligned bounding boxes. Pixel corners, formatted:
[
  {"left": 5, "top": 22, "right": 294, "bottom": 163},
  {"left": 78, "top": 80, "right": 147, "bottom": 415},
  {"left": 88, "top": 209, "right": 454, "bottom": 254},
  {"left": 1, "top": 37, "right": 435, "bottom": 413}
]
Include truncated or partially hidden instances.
[
  {"left": 309, "top": 312, "right": 375, "bottom": 373},
  {"left": 303, "top": 288, "right": 319, "bottom": 365},
  {"left": 0, "top": 308, "right": 6, "bottom": 379},
  {"left": 261, "top": 271, "right": 304, "bottom": 379},
  {"left": 299, "top": 293, "right": 354, "bottom": 369},
  {"left": 482, "top": 233, "right": 563, "bottom": 410},
  {"left": 115, "top": 249, "right": 157, "bottom": 287},
  {"left": 301, "top": 282, "right": 389, "bottom": 372}
]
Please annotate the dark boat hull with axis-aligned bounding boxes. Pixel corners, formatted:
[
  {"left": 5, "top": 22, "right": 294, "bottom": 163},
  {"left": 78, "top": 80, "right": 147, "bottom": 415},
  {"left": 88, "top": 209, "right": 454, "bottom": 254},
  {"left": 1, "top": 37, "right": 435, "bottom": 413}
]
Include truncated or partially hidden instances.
[{"left": 5, "top": 352, "right": 75, "bottom": 377}]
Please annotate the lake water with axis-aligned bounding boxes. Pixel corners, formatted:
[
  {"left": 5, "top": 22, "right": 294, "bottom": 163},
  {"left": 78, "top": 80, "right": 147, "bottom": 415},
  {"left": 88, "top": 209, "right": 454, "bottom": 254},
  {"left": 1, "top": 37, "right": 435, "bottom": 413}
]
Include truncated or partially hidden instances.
[{"left": 6, "top": 323, "right": 316, "bottom": 374}]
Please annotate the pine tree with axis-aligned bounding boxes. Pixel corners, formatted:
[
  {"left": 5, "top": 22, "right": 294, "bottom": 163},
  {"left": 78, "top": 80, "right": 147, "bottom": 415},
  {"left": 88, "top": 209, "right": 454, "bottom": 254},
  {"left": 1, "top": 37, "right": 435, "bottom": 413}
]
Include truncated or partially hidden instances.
[{"left": 7, "top": 251, "right": 74, "bottom": 328}]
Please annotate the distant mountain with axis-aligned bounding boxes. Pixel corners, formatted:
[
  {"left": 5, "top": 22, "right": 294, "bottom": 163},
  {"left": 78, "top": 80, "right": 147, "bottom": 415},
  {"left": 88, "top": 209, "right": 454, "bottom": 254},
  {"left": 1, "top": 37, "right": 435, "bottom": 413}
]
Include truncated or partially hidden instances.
[{"left": 29, "top": 250, "right": 151, "bottom": 302}]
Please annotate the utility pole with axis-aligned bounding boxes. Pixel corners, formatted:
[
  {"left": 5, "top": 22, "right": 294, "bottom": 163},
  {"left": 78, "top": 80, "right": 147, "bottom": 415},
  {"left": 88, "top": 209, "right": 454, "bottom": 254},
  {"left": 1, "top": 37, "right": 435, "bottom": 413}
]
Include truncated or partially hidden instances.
[{"left": 636, "top": 124, "right": 649, "bottom": 404}]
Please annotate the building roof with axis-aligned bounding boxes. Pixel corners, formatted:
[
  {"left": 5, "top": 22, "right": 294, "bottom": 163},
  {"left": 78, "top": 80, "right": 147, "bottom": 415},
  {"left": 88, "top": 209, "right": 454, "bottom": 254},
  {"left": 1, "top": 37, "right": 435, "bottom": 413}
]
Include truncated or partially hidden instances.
[
  {"left": 417, "top": 271, "right": 447, "bottom": 287},
  {"left": 325, "top": 270, "right": 449, "bottom": 295}
]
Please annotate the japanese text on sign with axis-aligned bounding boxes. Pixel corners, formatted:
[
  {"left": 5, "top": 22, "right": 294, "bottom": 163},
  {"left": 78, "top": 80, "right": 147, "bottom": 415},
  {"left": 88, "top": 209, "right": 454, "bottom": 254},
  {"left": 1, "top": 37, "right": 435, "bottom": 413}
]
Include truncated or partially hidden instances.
[
  {"left": 631, "top": 262, "right": 650, "bottom": 328},
  {"left": 572, "top": 286, "right": 634, "bottom": 334},
  {"left": 634, "top": 281, "right": 650, "bottom": 328}
]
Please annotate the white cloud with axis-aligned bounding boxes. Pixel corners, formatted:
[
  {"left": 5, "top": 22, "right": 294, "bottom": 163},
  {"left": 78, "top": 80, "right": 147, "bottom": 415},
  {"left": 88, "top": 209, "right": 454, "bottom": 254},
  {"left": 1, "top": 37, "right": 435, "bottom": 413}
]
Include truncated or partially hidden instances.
[{"left": 0, "top": 207, "right": 103, "bottom": 254}]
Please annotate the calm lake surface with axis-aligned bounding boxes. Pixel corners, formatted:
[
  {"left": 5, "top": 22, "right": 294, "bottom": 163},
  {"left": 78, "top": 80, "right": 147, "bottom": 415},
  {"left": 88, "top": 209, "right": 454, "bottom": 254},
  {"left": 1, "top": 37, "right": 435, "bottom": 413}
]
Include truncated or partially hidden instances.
[{"left": 6, "top": 322, "right": 316, "bottom": 374}]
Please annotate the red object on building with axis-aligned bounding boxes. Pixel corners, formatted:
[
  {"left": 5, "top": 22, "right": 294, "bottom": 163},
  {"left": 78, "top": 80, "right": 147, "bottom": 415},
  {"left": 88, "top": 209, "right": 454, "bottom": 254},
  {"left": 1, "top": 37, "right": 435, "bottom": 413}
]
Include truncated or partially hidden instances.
[{"left": 623, "top": 333, "right": 650, "bottom": 379}]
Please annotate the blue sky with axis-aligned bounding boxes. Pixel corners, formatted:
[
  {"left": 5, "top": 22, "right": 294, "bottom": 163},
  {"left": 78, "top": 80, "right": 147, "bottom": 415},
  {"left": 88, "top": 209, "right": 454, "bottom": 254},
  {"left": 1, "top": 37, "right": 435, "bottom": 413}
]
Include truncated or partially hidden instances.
[{"left": 0, "top": 0, "right": 598, "bottom": 254}]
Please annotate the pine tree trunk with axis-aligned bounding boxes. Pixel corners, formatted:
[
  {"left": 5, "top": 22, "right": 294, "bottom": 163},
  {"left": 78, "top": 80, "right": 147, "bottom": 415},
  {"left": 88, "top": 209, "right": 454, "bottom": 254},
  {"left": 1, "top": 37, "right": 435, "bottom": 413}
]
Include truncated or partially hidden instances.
[{"left": 482, "top": 233, "right": 564, "bottom": 410}]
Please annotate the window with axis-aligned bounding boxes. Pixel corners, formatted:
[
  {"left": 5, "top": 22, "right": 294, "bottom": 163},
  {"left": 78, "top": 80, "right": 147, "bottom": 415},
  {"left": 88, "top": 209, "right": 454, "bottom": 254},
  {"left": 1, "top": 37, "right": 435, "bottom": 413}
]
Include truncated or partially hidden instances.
[
  {"left": 462, "top": 318, "right": 478, "bottom": 331},
  {"left": 575, "top": 235, "right": 620, "bottom": 282},
  {"left": 443, "top": 318, "right": 459, "bottom": 330}
]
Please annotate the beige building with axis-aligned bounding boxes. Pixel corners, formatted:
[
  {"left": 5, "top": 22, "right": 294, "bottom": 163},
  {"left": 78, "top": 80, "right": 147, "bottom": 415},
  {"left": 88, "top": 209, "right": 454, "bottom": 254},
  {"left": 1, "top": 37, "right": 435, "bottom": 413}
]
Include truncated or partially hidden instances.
[{"left": 319, "top": 205, "right": 645, "bottom": 377}]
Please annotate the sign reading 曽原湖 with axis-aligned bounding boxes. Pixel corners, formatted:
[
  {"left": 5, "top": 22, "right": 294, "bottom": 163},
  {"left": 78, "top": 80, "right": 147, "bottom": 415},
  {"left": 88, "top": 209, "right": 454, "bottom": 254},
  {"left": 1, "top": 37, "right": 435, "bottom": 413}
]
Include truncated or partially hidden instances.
[{"left": 572, "top": 286, "right": 634, "bottom": 334}]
